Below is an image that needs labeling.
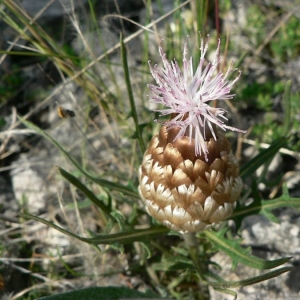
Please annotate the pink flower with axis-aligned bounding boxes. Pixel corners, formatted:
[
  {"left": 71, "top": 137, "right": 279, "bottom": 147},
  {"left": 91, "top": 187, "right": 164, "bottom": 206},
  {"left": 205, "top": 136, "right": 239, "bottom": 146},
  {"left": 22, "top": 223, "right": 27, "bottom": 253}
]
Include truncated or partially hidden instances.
[{"left": 148, "top": 37, "right": 246, "bottom": 162}]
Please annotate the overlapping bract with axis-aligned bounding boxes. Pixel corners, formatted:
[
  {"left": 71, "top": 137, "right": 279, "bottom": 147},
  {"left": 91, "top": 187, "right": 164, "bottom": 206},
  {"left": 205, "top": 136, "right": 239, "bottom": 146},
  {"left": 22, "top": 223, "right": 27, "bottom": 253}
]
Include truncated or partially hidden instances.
[{"left": 139, "top": 127, "right": 243, "bottom": 233}]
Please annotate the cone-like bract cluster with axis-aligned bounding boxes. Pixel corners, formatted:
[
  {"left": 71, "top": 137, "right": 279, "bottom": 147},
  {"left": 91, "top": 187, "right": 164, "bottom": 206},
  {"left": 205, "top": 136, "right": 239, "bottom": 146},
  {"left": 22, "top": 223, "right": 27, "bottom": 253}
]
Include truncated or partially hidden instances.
[{"left": 139, "top": 127, "right": 243, "bottom": 233}]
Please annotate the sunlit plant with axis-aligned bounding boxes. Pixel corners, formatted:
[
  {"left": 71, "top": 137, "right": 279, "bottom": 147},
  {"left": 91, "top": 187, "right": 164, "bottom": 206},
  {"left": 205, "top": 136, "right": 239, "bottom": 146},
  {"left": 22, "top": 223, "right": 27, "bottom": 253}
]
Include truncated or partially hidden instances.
[
  {"left": 1, "top": 0, "right": 300, "bottom": 299},
  {"left": 19, "top": 35, "right": 297, "bottom": 300}
]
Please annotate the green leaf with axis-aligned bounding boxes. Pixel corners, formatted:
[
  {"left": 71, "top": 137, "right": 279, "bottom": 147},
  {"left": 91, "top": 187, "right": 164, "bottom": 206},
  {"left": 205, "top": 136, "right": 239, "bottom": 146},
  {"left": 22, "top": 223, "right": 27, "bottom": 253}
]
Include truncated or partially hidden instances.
[
  {"left": 127, "top": 204, "right": 139, "bottom": 226},
  {"left": 110, "top": 242, "right": 125, "bottom": 254},
  {"left": 232, "top": 180, "right": 262, "bottom": 230},
  {"left": 37, "top": 286, "right": 159, "bottom": 300},
  {"left": 209, "top": 266, "right": 292, "bottom": 299},
  {"left": 139, "top": 242, "right": 152, "bottom": 260},
  {"left": 57, "top": 167, "right": 112, "bottom": 219},
  {"left": 203, "top": 228, "right": 291, "bottom": 270},
  {"left": 171, "top": 246, "right": 189, "bottom": 257},
  {"left": 151, "top": 255, "right": 195, "bottom": 272},
  {"left": 17, "top": 116, "right": 139, "bottom": 199},
  {"left": 71, "top": 169, "right": 139, "bottom": 200},
  {"left": 20, "top": 213, "right": 169, "bottom": 246},
  {"left": 57, "top": 248, "right": 84, "bottom": 277},
  {"left": 110, "top": 211, "right": 131, "bottom": 231},
  {"left": 130, "top": 123, "right": 149, "bottom": 139},
  {"left": 85, "top": 226, "right": 170, "bottom": 245},
  {"left": 212, "top": 287, "right": 237, "bottom": 300},
  {"left": 20, "top": 213, "right": 98, "bottom": 245},
  {"left": 209, "top": 266, "right": 292, "bottom": 289},
  {"left": 232, "top": 184, "right": 300, "bottom": 226},
  {"left": 240, "top": 137, "right": 287, "bottom": 180}
]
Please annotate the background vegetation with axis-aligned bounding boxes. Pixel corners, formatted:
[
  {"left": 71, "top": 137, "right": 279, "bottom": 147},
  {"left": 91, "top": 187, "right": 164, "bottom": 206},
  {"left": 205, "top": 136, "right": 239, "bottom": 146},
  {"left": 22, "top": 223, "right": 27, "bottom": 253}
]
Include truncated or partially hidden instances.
[{"left": 0, "top": 0, "right": 300, "bottom": 299}]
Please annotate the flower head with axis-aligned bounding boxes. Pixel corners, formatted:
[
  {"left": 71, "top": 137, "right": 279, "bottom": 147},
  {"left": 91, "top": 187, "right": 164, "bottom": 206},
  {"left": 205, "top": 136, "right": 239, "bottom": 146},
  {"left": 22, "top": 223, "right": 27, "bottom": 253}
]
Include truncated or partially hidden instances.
[
  {"left": 139, "top": 37, "right": 245, "bottom": 233},
  {"left": 148, "top": 37, "right": 246, "bottom": 162}
]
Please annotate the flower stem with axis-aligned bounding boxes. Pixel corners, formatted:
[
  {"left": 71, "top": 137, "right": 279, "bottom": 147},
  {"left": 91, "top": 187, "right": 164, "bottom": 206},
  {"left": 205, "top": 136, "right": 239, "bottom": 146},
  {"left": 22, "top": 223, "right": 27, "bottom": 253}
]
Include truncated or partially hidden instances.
[
  {"left": 182, "top": 232, "right": 210, "bottom": 300},
  {"left": 120, "top": 33, "right": 146, "bottom": 153}
]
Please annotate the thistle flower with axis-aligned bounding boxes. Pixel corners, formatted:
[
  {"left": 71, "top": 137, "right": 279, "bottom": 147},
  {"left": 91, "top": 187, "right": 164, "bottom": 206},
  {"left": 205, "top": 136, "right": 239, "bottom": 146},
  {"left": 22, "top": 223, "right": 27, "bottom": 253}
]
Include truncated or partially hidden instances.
[{"left": 139, "top": 37, "right": 246, "bottom": 233}]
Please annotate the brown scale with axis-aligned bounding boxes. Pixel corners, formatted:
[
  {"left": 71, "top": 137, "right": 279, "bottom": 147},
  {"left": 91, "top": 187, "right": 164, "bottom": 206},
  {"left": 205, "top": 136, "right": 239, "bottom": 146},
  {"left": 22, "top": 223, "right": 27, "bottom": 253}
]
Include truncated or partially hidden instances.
[{"left": 141, "top": 125, "right": 240, "bottom": 194}]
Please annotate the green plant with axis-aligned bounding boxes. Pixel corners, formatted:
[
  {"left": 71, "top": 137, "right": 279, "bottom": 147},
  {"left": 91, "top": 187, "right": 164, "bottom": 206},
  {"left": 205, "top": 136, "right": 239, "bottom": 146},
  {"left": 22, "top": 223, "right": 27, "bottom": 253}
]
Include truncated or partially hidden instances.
[{"left": 1, "top": 0, "right": 300, "bottom": 299}]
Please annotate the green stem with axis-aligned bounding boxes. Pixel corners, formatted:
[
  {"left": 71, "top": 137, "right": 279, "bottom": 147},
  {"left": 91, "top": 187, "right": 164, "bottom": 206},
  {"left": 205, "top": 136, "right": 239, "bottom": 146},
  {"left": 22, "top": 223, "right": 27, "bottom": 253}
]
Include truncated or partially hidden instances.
[
  {"left": 120, "top": 34, "right": 146, "bottom": 153},
  {"left": 182, "top": 232, "right": 210, "bottom": 300}
]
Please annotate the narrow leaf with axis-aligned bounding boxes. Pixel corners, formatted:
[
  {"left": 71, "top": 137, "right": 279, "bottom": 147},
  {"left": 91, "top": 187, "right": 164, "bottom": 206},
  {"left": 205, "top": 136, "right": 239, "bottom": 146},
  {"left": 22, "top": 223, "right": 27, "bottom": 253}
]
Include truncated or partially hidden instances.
[
  {"left": 110, "top": 211, "right": 131, "bottom": 231},
  {"left": 203, "top": 229, "right": 291, "bottom": 270},
  {"left": 85, "top": 226, "right": 169, "bottom": 245},
  {"left": 240, "top": 137, "right": 287, "bottom": 180},
  {"left": 151, "top": 256, "right": 195, "bottom": 271},
  {"left": 210, "top": 266, "right": 292, "bottom": 289},
  {"left": 231, "top": 180, "right": 262, "bottom": 230},
  {"left": 20, "top": 213, "right": 89, "bottom": 243},
  {"left": 21, "top": 213, "right": 169, "bottom": 245},
  {"left": 18, "top": 116, "right": 139, "bottom": 199},
  {"left": 57, "top": 167, "right": 112, "bottom": 219},
  {"left": 232, "top": 184, "right": 300, "bottom": 225},
  {"left": 140, "top": 242, "right": 152, "bottom": 259}
]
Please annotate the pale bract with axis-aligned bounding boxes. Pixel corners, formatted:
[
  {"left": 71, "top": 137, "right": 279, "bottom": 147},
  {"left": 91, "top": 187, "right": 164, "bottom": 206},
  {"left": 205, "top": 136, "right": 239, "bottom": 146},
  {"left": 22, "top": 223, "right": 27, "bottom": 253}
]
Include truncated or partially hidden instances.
[{"left": 148, "top": 37, "right": 245, "bottom": 161}]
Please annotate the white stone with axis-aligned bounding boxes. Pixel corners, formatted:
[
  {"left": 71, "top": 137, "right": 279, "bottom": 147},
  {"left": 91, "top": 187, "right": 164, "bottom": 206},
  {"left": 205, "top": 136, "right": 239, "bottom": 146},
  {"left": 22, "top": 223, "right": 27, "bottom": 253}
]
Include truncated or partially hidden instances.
[{"left": 11, "top": 164, "right": 47, "bottom": 214}]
